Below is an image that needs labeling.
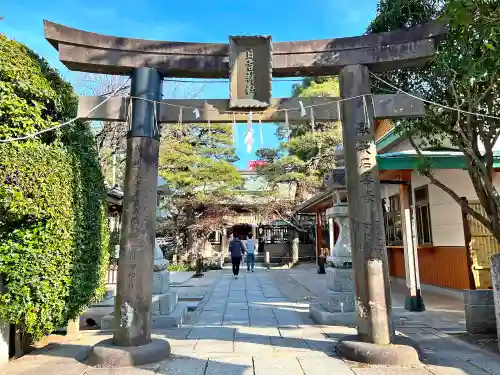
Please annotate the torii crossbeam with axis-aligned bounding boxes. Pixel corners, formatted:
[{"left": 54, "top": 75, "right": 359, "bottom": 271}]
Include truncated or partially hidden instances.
[{"left": 79, "top": 94, "right": 425, "bottom": 123}]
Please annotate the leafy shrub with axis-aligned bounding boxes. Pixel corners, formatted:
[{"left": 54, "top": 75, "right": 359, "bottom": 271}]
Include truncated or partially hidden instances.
[
  {"left": 0, "top": 34, "right": 109, "bottom": 341},
  {"left": 168, "top": 263, "right": 195, "bottom": 272}
]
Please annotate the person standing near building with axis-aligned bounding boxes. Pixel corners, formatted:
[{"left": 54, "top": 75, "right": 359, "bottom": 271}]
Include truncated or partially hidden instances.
[
  {"left": 229, "top": 234, "right": 246, "bottom": 279},
  {"left": 245, "top": 233, "right": 256, "bottom": 272}
]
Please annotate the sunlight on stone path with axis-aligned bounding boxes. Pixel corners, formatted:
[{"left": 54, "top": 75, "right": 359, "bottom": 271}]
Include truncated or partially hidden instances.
[{"left": 2, "top": 269, "right": 498, "bottom": 375}]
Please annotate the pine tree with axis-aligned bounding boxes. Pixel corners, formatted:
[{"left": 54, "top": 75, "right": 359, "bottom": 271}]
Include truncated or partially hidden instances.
[
  {"left": 256, "top": 77, "right": 343, "bottom": 265},
  {"left": 257, "top": 77, "right": 342, "bottom": 201},
  {"left": 159, "top": 121, "right": 243, "bottom": 256}
]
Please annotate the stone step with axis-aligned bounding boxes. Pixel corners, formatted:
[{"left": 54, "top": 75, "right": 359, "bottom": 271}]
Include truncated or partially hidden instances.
[
  {"left": 325, "top": 267, "right": 354, "bottom": 292},
  {"left": 152, "top": 304, "right": 188, "bottom": 328},
  {"left": 153, "top": 269, "right": 170, "bottom": 295},
  {"left": 327, "top": 290, "right": 355, "bottom": 313},
  {"left": 153, "top": 291, "right": 178, "bottom": 316},
  {"left": 100, "top": 314, "right": 114, "bottom": 330},
  {"left": 100, "top": 292, "right": 185, "bottom": 330},
  {"left": 309, "top": 303, "right": 356, "bottom": 326}
]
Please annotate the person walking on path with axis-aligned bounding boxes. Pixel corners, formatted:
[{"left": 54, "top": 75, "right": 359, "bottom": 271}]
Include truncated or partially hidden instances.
[
  {"left": 245, "top": 233, "right": 256, "bottom": 272},
  {"left": 229, "top": 234, "right": 246, "bottom": 279}
]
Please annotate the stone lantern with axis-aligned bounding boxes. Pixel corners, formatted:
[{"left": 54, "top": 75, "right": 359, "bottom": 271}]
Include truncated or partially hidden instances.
[{"left": 310, "top": 145, "right": 356, "bottom": 325}]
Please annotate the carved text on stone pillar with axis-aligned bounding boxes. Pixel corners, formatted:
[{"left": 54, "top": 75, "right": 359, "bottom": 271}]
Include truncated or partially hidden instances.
[{"left": 244, "top": 48, "right": 256, "bottom": 98}]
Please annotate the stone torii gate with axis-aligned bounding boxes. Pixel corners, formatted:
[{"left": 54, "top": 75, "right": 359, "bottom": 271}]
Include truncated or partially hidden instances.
[{"left": 44, "top": 20, "right": 446, "bottom": 366}]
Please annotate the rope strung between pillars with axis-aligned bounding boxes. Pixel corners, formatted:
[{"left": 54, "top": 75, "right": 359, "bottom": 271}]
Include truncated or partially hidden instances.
[{"left": 9, "top": 70, "right": 500, "bottom": 143}]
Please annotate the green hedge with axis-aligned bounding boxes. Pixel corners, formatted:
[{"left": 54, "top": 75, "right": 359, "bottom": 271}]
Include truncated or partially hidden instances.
[{"left": 0, "top": 34, "right": 109, "bottom": 340}]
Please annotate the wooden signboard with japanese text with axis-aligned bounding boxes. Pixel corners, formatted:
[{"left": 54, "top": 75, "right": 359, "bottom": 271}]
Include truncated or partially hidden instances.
[{"left": 229, "top": 35, "right": 272, "bottom": 109}]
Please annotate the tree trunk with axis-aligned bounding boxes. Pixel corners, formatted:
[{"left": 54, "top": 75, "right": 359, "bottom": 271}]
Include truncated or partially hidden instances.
[
  {"left": 183, "top": 207, "right": 196, "bottom": 259},
  {"left": 294, "top": 182, "right": 309, "bottom": 204},
  {"left": 13, "top": 325, "right": 30, "bottom": 358}
]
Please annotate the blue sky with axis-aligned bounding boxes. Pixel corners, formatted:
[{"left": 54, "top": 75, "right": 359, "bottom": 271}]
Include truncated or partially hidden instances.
[{"left": 1, "top": 0, "right": 377, "bottom": 169}]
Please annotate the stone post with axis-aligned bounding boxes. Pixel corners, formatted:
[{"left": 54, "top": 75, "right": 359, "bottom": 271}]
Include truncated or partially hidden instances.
[
  {"left": 113, "top": 67, "right": 163, "bottom": 347},
  {"left": 339, "top": 64, "right": 393, "bottom": 345},
  {"left": 0, "top": 278, "right": 9, "bottom": 367},
  {"left": 400, "top": 184, "right": 425, "bottom": 311},
  {"left": 328, "top": 217, "right": 335, "bottom": 257},
  {"left": 316, "top": 211, "right": 326, "bottom": 274}
]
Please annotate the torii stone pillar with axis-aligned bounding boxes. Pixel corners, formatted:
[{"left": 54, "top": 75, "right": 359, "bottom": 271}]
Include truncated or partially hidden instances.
[
  {"left": 113, "top": 67, "right": 162, "bottom": 347},
  {"left": 336, "top": 65, "right": 421, "bottom": 365},
  {"left": 339, "top": 65, "right": 393, "bottom": 345},
  {"left": 89, "top": 67, "right": 171, "bottom": 367}
]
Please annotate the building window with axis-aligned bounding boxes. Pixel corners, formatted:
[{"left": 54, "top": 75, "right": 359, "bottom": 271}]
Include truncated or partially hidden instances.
[
  {"left": 208, "top": 231, "right": 220, "bottom": 243},
  {"left": 414, "top": 185, "right": 432, "bottom": 245},
  {"left": 298, "top": 229, "right": 313, "bottom": 244},
  {"left": 383, "top": 195, "right": 403, "bottom": 246}
]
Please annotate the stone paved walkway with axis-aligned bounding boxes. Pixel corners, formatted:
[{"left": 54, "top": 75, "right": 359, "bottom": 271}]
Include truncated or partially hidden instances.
[{"left": 2, "top": 268, "right": 500, "bottom": 375}]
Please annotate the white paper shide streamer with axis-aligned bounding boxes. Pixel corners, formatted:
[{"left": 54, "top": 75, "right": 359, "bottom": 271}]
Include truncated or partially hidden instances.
[
  {"left": 244, "top": 111, "right": 254, "bottom": 153},
  {"left": 284, "top": 110, "right": 291, "bottom": 139},
  {"left": 310, "top": 107, "right": 315, "bottom": 132},
  {"left": 299, "top": 100, "right": 306, "bottom": 117}
]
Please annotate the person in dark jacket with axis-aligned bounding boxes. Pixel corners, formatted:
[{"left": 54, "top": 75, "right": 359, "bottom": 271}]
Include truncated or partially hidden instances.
[{"left": 229, "top": 234, "right": 246, "bottom": 278}]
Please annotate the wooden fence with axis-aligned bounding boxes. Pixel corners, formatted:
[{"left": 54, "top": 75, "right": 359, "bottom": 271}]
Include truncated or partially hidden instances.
[{"left": 466, "top": 201, "right": 500, "bottom": 289}]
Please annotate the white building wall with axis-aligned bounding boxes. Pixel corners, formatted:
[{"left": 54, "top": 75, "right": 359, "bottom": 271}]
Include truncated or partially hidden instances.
[
  {"left": 380, "top": 184, "right": 399, "bottom": 200},
  {"left": 411, "top": 171, "right": 468, "bottom": 247},
  {"left": 409, "top": 170, "right": 500, "bottom": 247},
  {"left": 380, "top": 169, "right": 497, "bottom": 247},
  {"left": 381, "top": 133, "right": 499, "bottom": 247}
]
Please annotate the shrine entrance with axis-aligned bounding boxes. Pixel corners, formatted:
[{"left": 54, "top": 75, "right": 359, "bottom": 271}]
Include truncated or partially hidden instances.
[
  {"left": 231, "top": 224, "right": 252, "bottom": 240},
  {"left": 44, "top": 19, "right": 447, "bottom": 365}
]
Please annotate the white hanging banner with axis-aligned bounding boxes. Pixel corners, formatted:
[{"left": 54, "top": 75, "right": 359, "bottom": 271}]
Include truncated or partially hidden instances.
[{"left": 193, "top": 108, "right": 201, "bottom": 119}]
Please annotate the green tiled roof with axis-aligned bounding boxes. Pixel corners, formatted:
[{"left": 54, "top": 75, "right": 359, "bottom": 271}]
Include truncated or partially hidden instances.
[{"left": 377, "top": 150, "right": 500, "bottom": 170}]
